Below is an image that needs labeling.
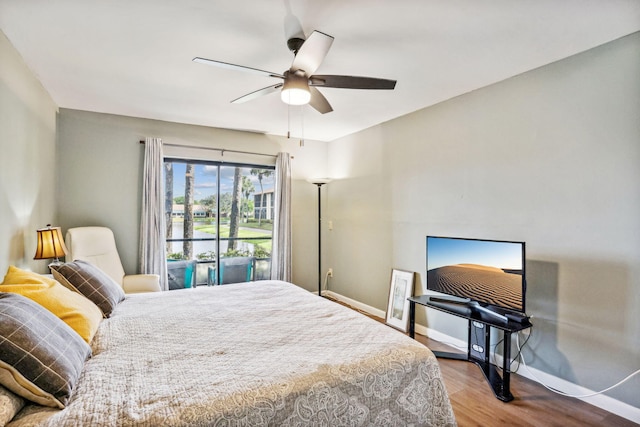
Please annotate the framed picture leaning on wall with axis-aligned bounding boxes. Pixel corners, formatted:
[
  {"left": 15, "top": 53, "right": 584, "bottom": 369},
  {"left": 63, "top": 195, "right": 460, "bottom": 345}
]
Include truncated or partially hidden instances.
[{"left": 385, "top": 269, "right": 415, "bottom": 332}]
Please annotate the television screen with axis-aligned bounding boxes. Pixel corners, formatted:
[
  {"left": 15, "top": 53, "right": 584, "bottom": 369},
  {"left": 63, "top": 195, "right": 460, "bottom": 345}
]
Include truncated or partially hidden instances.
[{"left": 426, "top": 236, "right": 526, "bottom": 313}]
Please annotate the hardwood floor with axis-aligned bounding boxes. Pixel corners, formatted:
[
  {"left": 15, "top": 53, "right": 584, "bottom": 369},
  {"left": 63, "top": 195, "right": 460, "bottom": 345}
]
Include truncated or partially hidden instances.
[
  {"left": 326, "top": 297, "right": 637, "bottom": 426},
  {"left": 415, "top": 334, "right": 637, "bottom": 427}
]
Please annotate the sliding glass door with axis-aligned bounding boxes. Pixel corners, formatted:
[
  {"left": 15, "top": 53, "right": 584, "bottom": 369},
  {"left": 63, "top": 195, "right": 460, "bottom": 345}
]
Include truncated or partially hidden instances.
[{"left": 163, "top": 159, "right": 275, "bottom": 289}]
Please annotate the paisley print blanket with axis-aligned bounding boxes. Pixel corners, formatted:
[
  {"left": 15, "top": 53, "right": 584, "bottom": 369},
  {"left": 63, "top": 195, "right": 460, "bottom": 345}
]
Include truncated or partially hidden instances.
[{"left": 9, "top": 281, "right": 456, "bottom": 426}]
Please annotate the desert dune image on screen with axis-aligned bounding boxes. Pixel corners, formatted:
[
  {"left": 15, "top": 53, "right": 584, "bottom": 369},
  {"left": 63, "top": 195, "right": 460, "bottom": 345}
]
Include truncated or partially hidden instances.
[{"left": 427, "top": 237, "right": 524, "bottom": 311}]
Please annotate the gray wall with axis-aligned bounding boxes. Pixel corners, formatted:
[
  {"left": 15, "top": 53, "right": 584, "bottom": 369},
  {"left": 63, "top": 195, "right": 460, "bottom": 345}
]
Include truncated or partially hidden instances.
[
  {"left": 326, "top": 33, "right": 640, "bottom": 407},
  {"left": 0, "top": 30, "right": 58, "bottom": 275},
  {"left": 56, "top": 109, "right": 325, "bottom": 291}
]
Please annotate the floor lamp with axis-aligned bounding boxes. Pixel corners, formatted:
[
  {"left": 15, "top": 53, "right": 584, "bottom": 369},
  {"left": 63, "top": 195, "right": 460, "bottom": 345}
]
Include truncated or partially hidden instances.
[{"left": 310, "top": 179, "right": 331, "bottom": 296}]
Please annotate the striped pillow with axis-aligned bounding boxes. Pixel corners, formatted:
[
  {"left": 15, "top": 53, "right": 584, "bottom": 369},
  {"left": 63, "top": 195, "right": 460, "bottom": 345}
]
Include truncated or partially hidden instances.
[
  {"left": 0, "top": 267, "right": 103, "bottom": 344},
  {"left": 0, "top": 292, "right": 91, "bottom": 408},
  {"left": 51, "top": 260, "right": 125, "bottom": 317}
]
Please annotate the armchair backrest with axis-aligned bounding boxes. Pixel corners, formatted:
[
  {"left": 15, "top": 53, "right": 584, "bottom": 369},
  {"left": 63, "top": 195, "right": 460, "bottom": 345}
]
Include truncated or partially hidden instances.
[{"left": 65, "top": 227, "right": 126, "bottom": 285}]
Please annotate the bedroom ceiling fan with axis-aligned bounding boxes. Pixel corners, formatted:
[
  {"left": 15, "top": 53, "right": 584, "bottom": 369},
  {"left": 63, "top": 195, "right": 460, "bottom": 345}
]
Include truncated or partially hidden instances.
[{"left": 193, "top": 30, "right": 396, "bottom": 114}]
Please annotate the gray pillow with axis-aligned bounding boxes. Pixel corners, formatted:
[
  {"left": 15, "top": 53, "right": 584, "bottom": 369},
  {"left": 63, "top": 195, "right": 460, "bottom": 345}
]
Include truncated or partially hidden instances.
[
  {"left": 51, "top": 260, "right": 125, "bottom": 317},
  {"left": 0, "top": 292, "right": 91, "bottom": 408}
]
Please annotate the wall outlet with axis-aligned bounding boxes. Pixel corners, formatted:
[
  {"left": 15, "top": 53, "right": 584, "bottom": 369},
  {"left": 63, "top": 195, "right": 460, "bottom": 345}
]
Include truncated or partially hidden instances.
[
  {"left": 327, "top": 268, "right": 333, "bottom": 277},
  {"left": 328, "top": 220, "right": 333, "bottom": 230}
]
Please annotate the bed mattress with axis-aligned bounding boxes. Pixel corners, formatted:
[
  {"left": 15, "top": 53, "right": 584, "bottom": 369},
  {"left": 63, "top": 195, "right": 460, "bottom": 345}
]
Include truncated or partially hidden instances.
[{"left": 8, "top": 281, "right": 456, "bottom": 426}]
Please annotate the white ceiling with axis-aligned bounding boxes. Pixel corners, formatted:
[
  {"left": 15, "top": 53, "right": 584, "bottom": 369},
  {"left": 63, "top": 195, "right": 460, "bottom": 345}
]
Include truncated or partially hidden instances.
[{"left": 1, "top": 1, "right": 639, "bottom": 142}]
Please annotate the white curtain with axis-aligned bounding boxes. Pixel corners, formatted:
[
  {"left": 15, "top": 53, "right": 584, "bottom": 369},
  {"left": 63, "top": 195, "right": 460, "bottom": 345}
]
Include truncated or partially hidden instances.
[
  {"left": 140, "top": 137, "right": 168, "bottom": 291},
  {"left": 270, "top": 152, "right": 292, "bottom": 281}
]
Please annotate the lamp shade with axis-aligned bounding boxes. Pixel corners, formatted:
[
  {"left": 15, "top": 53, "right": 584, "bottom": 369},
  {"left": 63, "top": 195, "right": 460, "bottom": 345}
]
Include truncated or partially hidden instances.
[
  {"left": 34, "top": 225, "right": 68, "bottom": 260},
  {"left": 281, "top": 73, "right": 311, "bottom": 106}
]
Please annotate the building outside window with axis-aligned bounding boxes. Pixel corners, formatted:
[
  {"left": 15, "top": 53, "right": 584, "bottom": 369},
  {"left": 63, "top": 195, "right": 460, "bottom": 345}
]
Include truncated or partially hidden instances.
[{"left": 253, "top": 190, "right": 274, "bottom": 221}]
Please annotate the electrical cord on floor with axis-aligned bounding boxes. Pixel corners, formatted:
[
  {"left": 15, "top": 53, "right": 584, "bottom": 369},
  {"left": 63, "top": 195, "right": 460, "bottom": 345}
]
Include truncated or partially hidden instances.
[{"left": 516, "top": 332, "right": 640, "bottom": 398}]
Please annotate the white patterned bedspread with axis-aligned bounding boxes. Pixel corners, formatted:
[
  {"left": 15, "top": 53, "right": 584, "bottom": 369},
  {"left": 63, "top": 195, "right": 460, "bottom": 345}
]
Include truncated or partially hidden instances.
[{"left": 9, "top": 281, "right": 456, "bottom": 426}]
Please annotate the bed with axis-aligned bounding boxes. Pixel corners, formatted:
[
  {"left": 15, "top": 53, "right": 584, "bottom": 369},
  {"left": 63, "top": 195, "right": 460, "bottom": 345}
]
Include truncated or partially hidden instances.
[{"left": 2, "top": 279, "right": 456, "bottom": 426}]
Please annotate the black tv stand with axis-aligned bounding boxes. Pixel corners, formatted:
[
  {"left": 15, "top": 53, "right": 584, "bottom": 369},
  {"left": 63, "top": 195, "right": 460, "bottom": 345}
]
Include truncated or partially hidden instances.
[{"left": 408, "top": 295, "right": 532, "bottom": 402}]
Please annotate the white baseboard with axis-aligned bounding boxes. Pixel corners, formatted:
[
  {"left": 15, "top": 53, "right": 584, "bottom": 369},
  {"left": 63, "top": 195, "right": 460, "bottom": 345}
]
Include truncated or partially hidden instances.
[
  {"left": 322, "top": 290, "right": 386, "bottom": 319},
  {"left": 419, "top": 324, "right": 468, "bottom": 351},
  {"left": 323, "top": 290, "right": 640, "bottom": 424}
]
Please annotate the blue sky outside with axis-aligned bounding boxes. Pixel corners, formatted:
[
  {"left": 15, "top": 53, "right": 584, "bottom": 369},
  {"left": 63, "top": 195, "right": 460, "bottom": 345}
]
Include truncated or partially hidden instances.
[
  {"left": 169, "top": 163, "right": 274, "bottom": 201},
  {"left": 427, "top": 237, "right": 523, "bottom": 271}
]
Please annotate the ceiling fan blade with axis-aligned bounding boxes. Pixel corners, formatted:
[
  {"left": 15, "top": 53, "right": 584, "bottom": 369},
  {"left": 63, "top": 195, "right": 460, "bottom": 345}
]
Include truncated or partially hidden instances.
[
  {"left": 310, "top": 75, "right": 396, "bottom": 90},
  {"left": 193, "top": 57, "right": 284, "bottom": 79},
  {"left": 309, "top": 87, "right": 333, "bottom": 114},
  {"left": 231, "top": 83, "right": 283, "bottom": 104},
  {"left": 290, "top": 31, "right": 334, "bottom": 75}
]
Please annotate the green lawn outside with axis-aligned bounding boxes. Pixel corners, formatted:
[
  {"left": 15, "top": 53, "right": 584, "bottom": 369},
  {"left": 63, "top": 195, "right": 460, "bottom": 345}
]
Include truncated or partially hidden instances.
[
  {"left": 242, "top": 221, "right": 273, "bottom": 231},
  {"left": 195, "top": 224, "right": 272, "bottom": 250}
]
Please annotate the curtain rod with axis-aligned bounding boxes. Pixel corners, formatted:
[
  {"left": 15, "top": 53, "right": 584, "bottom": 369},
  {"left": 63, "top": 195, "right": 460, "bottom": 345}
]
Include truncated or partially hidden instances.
[{"left": 139, "top": 140, "right": 278, "bottom": 159}]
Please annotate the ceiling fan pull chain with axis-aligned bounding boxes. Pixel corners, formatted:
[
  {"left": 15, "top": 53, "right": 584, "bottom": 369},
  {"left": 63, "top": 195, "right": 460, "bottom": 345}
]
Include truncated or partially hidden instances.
[
  {"left": 287, "top": 104, "right": 291, "bottom": 139},
  {"left": 300, "top": 105, "right": 305, "bottom": 147}
]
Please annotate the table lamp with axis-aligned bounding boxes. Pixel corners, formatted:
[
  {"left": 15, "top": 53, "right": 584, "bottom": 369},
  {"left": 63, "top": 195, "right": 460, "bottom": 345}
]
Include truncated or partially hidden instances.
[{"left": 34, "top": 224, "right": 68, "bottom": 266}]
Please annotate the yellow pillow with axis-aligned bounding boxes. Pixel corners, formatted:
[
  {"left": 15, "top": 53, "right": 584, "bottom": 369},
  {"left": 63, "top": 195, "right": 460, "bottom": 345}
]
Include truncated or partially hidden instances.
[{"left": 0, "top": 266, "right": 102, "bottom": 343}]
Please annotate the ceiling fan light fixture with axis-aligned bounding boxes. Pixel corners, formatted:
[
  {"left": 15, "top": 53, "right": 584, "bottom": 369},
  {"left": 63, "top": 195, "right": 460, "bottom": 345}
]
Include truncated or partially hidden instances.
[
  {"left": 195, "top": 30, "right": 395, "bottom": 114},
  {"left": 281, "top": 73, "right": 311, "bottom": 105}
]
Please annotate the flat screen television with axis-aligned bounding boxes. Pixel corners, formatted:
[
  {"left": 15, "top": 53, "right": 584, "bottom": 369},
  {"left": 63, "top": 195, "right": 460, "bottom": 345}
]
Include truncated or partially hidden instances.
[{"left": 426, "top": 236, "right": 526, "bottom": 316}]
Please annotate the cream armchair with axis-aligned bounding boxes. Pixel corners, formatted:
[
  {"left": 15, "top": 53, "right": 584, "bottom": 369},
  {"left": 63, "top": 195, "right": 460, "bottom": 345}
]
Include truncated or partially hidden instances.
[{"left": 65, "top": 226, "right": 161, "bottom": 293}]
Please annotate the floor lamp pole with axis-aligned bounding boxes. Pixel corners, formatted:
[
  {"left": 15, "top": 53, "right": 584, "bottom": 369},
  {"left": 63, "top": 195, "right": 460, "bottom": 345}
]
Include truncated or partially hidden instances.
[
  {"left": 315, "top": 182, "right": 324, "bottom": 296},
  {"left": 309, "top": 180, "right": 331, "bottom": 296}
]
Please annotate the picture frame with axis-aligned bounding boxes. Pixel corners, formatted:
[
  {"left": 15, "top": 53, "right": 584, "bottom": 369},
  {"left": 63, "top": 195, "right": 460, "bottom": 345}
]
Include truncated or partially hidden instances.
[{"left": 385, "top": 269, "right": 415, "bottom": 332}]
